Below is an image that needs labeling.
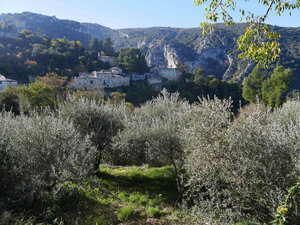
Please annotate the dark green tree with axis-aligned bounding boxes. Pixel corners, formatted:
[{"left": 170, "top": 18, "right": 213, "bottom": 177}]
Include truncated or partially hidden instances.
[
  {"left": 242, "top": 66, "right": 266, "bottom": 103},
  {"left": 164, "top": 70, "right": 244, "bottom": 113},
  {"left": 0, "top": 86, "right": 20, "bottom": 115},
  {"left": 18, "top": 82, "right": 57, "bottom": 111},
  {"left": 88, "top": 36, "right": 102, "bottom": 52},
  {"left": 36, "top": 72, "right": 70, "bottom": 99},
  {"left": 103, "top": 37, "right": 115, "bottom": 56},
  {"left": 118, "top": 48, "right": 148, "bottom": 74},
  {"left": 262, "top": 65, "right": 292, "bottom": 108},
  {"left": 193, "top": 68, "right": 205, "bottom": 77}
]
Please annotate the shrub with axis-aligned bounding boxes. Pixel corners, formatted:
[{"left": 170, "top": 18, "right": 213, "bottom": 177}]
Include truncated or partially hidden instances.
[
  {"left": 0, "top": 110, "right": 96, "bottom": 208},
  {"left": 58, "top": 95, "right": 129, "bottom": 170},
  {"left": 18, "top": 82, "right": 58, "bottom": 112},
  {"left": 112, "top": 90, "right": 191, "bottom": 164},
  {"left": 272, "top": 179, "right": 300, "bottom": 225},
  {"left": 0, "top": 86, "right": 20, "bottom": 115},
  {"left": 182, "top": 99, "right": 300, "bottom": 223},
  {"left": 111, "top": 90, "right": 192, "bottom": 193}
]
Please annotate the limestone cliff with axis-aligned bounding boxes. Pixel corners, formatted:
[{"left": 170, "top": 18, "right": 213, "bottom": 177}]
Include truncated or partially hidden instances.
[
  {"left": 1, "top": 12, "right": 299, "bottom": 83},
  {"left": 114, "top": 28, "right": 245, "bottom": 80}
]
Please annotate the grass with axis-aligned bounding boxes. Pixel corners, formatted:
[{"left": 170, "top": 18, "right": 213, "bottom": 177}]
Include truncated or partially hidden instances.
[
  {"left": 99, "top": 165, "right": 178, "bottom": 203},
  {"left": 1, "top": 165, "right": 262, "bottom": 224},
  {"left": 46, "top": 165, "right": 180, "bottom": 224},
  {"left": 96, "top": 165, "right": 179, "bottom": 224}
]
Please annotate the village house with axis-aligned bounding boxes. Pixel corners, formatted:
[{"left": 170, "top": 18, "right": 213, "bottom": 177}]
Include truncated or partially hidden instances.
[
  {"left": 0, "top": 74, "right": 18, "bottom": 91},
  {"left": 74, "top": 67, "right": 130, "bottom": 90},
  {"left": 73, "top": 66, "right": 182, "bottom": 90}
]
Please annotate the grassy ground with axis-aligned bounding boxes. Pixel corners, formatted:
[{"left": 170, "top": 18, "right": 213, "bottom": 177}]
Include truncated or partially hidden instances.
[
  {"left": 1, "top": 165, "right": 261, "bottom": 224},
  {"left": 51, "top": 165, "right": 180, "bottom": 225}
]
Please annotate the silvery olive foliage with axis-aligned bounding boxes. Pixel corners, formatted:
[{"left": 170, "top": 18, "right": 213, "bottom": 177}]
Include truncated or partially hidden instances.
[
  {"left": 112, "top": 90, "right": 190, "bottom": 165},
  {"left": 180, "top": 97, "right": 233, "bottom": 223},
  {"left": 111, "top": 90, "right": 192, "bottom": 192},
  {"left": 268, "top": 100, "right": 300, "bottom": 224},
  {"left": 57, "top": 95, "right": 129, "bottom": 169},
  {"left": 2, "top": 88, "right": 300, "bottom": 224},
  {"left": 181, "top": 99, "right": 300, "bottom": 224},
  {"left": 0, "top": 110, "right": 96, "bottom": 205}
]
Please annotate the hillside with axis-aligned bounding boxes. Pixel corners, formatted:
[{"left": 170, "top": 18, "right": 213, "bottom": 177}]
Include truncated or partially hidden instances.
[{"left": 0, "top": 12, "right": 300, "bottom": 88}]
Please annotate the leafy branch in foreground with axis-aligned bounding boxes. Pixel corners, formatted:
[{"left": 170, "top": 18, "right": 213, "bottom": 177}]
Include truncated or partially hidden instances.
[
  {"left": 272, "top": 179, "right": 300, "bottom": 225},
  {"left": 194, "top": 0, "right": 300, "bottom": 65}
]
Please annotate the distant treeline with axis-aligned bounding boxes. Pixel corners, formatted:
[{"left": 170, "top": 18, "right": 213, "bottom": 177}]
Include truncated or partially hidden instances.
[{"left": 0, "top": 29, "right": 113, "bottom": 82}]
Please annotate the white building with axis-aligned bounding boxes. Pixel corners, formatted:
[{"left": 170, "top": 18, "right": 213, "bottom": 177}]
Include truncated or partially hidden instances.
[
  {"left": 74, "top": 67, "right": 130, "bottom": 90},
  {"left": 0, "top": 75, "right": 18, "bottom": 91}
]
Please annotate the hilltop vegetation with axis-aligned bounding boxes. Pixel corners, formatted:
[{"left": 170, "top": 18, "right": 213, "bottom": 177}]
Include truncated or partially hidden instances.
[
  {"left": 0, "top": 29, "right": 112, "bottom": 82},
  {"left": 1, "top": 12, "right": 300, "bottom": 88}
]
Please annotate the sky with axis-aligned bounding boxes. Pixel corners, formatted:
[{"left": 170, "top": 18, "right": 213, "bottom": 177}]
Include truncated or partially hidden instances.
[{"left": 1, "top": 0, "right": 300, "bottom": 29}]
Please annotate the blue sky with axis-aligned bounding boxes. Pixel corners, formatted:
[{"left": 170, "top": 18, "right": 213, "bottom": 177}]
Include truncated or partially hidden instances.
[{"left": 1, "top": 0, "right": 299, "bottom": 29}]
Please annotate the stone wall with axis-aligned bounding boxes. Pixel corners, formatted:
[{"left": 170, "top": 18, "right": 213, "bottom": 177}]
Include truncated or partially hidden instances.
[
  {"left": 150, "top": 68, "right": 182, "bottom": 81},
  {"left": 98, "top": 55, "right": 118, "bottom": 67},
  {"left": 131, "top": 73, "right": 147, "bottom": 81}
]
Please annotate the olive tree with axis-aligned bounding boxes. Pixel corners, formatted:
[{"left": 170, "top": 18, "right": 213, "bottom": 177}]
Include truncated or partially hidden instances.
[
  {"left": 111, "top": 90, "right": 192, "bottom": 194},
  {"left": 182, "top": 99, "right": 300, "bottom": 223},
  {"left": 57, "top": 95, "right": 129, "bottom": 170},
  {"left": 0, "top": 110, "right": 96, "bottom": 206}
]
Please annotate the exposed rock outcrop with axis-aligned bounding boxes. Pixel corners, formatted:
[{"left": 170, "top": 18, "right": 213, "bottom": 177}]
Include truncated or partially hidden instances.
[{"left": 1, "top": 12, "right": 299, "bottom": 84}]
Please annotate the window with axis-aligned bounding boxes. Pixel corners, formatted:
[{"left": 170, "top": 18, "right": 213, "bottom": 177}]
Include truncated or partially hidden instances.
[{"left": 90, "top": 80, "right": 94, "bottom": 85}]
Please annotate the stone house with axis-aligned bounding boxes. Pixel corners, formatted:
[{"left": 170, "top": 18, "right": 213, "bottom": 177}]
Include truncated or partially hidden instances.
[
  {"left": 74, "top": 67, "right": 130, "bottom": 90},
  {"left": 0, "top": 74, "right": 18, "bottom": 91}
]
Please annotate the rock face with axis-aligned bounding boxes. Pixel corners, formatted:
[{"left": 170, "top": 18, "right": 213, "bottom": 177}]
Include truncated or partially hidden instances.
[
  {"left": 124, "top": 33, "right": 233, "bottom": 80},
  {"left": 144, "top": 43, "right": 230, "bottom": 79},
  {"left": 110, "top": 26, "right": 252, "bottom": 81},
  {"left": 1, "top": 12, "right": 300, "bottom": 84}
]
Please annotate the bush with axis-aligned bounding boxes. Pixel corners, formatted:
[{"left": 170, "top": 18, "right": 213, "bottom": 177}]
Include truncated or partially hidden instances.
[
  {"left": 58, "top": 95, "right": 129, "bottom": 170},
  {"left": 111, "top": 90, "right": 191, "bottom": 165},
  {"left": 18, "top": 82, "right": 58, "bottom": 112},
  {"left": 111, "top": 90, "right": 192, "bottom": 193},
  {"left": 0, "top": 110, "right": 97, "bottom": 208},
  {"left": 0, "top": 86, "right": 20, "bottom": 115},
  {"left": 182, "top": 99, "right": 300, "bottom": 223}
]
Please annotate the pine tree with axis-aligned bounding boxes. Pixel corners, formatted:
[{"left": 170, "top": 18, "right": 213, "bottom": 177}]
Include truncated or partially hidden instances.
[
  {"left": 242, "top": 66, "right": 265, "bottom": 103},
  {"left": 118, "top": 48, "right": 148, "bottom": 74},
  {"left": 262, "top": 65, "right": 292, "bottom": 108},
  {"left": 103, "top": 37, "right": 115, "bottom": 56},
  {"left": 88, "top": 37, "right": 102, "bottom": 52}
]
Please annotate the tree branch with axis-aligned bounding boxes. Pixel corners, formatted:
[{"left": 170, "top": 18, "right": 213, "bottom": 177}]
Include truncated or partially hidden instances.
[{"left": 259, "top": 0, "right": 276, "bottom": 24}]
